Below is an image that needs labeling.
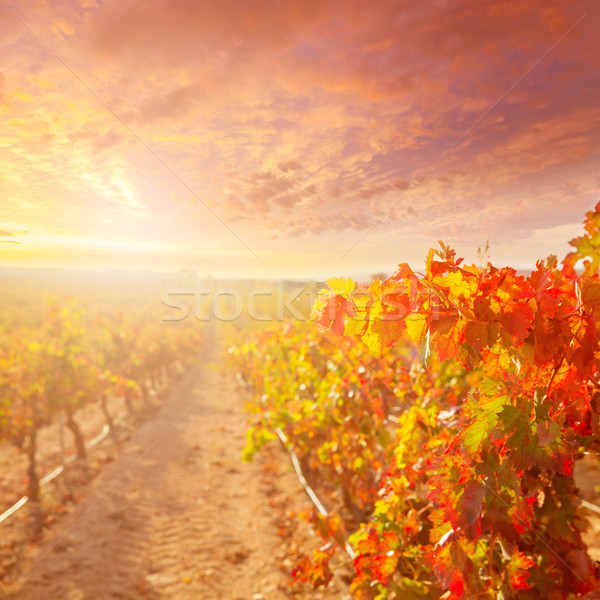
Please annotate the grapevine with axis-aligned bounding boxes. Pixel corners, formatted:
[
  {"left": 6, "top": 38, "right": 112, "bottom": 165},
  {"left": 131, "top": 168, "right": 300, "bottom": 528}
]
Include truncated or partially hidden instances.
[
  {"left": 237, "top": 203, "right": 600, "bottom": 599},
  {"left": 0, "top": 298, "right": 202, "bottom": 503}
]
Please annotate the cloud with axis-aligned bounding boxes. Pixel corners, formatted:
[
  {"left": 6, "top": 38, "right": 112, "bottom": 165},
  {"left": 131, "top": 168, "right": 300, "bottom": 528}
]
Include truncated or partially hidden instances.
[
  {"left": 278, "top": 160, "right": 302, "bottom": 172},
  {"left": 1, "top": 0, "right": 599, "bottom": 274},
  {"left": 0, "top": 72, "right": 7, "bottom": 104},
  {"left": 130, "top": 83, "right": 200, "bottom": 124}
]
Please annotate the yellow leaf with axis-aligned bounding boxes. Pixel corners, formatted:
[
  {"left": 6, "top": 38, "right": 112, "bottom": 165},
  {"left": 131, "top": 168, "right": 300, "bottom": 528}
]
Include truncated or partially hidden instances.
[
  {"left": 363, "top": 330, "right": 382, "bottom": 356},
  {"left": 405, "top": 313, "right": 428, "bottom": 341},
  {"left": 344, "top": 314, "right": 367, "bottom": 337},
  {"left": 442, "top": 271, "right": 476, "bottom": 303},
  {"left": 326, "top": 277, "right": 356, "bottom": 297}
]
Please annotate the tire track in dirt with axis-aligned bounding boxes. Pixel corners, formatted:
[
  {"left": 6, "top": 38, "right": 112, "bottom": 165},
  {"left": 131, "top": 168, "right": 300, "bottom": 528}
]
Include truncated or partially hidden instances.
[{"left": 2, "top": 330, "right": 323, "bottom": 600}]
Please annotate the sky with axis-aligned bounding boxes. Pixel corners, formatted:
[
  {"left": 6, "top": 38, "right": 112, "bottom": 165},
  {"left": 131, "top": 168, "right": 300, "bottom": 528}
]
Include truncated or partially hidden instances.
[{"left": 0, "top": 0, "right": 599, "bottom": 280}]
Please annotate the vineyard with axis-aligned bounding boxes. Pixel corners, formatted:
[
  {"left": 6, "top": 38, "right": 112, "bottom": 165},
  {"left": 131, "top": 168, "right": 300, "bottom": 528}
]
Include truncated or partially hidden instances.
[
  {"left": 233, "top": 203, "right": 600, "bottom": 599},
  {"left": 0, "top": 274, "right": 203, "bottom": 521},
  {"left": 3, "top": 208, "right": 600, "bottom": 598},
  {"left": 0, "top": 273, "right": 351, "bottom": 598}
]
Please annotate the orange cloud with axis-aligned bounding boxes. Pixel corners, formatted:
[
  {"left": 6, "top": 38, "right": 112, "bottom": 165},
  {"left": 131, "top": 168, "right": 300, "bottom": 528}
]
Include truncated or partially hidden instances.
[{"left": 0, "top": 0, "right": 599, "bottom": 275}]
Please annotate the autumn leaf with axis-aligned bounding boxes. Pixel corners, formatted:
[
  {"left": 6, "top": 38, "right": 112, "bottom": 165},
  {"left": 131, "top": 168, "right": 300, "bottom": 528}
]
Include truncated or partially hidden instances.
[
  {"left": 326, "top": 276, "right": 357, "bottom": 297},
  {"left": 460, "top": 482, "right": 487, "bottom": 527},
  {"left": 508, "top": 551, "right": 535, "bottom": 590}
]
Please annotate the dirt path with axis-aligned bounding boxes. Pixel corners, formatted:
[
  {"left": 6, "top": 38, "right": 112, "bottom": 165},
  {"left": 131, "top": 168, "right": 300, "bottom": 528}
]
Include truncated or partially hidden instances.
[{"left": 3, "top": 330, "right": 338, "bottom": 600}]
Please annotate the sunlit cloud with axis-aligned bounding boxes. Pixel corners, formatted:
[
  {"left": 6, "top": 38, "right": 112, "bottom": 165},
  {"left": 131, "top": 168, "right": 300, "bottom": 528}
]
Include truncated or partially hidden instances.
[{"left": 0, "top": 0, "right": 599, "bottom": 277}]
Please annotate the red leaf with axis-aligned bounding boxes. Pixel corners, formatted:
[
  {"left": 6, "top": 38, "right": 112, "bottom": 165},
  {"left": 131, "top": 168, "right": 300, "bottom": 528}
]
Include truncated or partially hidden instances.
[{"left": 456, "top": 483, "right": 487, "bottom": 528}]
